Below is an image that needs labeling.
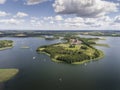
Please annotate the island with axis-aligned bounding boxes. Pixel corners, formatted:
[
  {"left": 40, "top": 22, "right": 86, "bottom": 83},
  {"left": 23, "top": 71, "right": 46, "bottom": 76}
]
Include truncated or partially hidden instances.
[
  {"left": 20, "top": 46, "right": 30, "bottom": 49},
  {"left": 0, "top": 40, "right": 13, "bottom": 50},
  {"left": 0, "top": 69, "right": 19, "bottom": 83},
  {"left": 37, "top": 36, "right": 104, "bottom": 64}
]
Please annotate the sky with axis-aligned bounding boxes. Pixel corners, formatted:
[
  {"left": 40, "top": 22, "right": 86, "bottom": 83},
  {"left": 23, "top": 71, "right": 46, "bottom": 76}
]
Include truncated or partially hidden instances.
[{"left": 0, "top": 0, "right": 120, "bottom": 30}]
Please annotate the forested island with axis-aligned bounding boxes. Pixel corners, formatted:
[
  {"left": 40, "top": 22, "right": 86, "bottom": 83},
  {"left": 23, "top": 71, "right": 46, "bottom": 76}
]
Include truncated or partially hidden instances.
[
  {"left": 37, "top": 36, "right": 104, "bottom": 64},
  {"left": 0, "top": 40, "right": 13, "bottom": 50}
]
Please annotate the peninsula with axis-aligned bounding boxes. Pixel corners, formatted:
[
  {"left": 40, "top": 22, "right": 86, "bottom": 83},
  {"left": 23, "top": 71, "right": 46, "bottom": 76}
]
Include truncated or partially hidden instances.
[
  {"left": 37, "top": 36, "right": 104, "bottom": 64},
  {"left": 0, "top": 40, "right": 13, "bottom": 50}
]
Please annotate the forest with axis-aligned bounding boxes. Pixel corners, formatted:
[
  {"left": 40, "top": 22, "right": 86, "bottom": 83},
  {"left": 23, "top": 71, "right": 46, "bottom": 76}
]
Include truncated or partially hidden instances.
[{"left": 0, "top": 40, "right": 13, "bottom": 48}]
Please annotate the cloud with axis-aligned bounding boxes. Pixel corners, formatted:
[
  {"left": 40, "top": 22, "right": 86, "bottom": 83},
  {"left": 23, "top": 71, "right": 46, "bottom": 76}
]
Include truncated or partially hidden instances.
[
  {"left": 0, "top": 11, "right": 9, "bottom": 17},
  {"left": 64, "top": 17, "right": 84, "bottom": 23},
  {"left": 53, "top": 0, "right": 119, "bottom": 18},
  {"left": 114, "top": 15, "right": 120, "bottom": 23},
  {"left": 42, "top": 14, "right": 116, "bottom": 29},
  {"left": 0, "top": 18, "right": 24, "bottom": 25},
  {"left": 0, "top": 0, "right": 6, "bottom": 4},
  {"left": 14, "top": 12, "right": 28, "bottom": 18},
  {"left": 26, "top": 0, "right": 47, "bottom": 5},
  {"left": 64, "top": 16, "right": 114, "bottom": 28},
  {"left": 43, "top": 15, "right": 63, "bottom": 21},
  {"left": 55, "top": 15, "right": 63, "bottom": 21},
  {"left": 30, "top": 17, "right": 43, "bottom": 27}
]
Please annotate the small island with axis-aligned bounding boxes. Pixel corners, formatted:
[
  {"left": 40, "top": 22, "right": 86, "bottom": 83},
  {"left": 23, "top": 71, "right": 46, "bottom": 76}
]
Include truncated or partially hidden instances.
[
  {"left": 20, "top": 46, "right": 30, "bottom": 49},
  {"left": 0, "top": 69, "right": 19, "bottom": 83},
  {"left": 0, "top": 40, "right": 13, "bottom": 50},
  {"left": 37, "top": 36, "right": 104, "bottom": 64}
]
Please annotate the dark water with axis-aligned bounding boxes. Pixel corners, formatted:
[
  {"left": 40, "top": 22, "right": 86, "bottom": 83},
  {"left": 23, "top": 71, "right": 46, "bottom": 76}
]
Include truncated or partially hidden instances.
[{"left": 0, "top": 36, "right": 120, "bottom": 90}]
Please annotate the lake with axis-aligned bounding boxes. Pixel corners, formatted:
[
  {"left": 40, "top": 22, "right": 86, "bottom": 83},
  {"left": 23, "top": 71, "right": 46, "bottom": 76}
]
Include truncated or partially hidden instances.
[{"left": 0, "top": 36, "right": 120, "bottom": 90}]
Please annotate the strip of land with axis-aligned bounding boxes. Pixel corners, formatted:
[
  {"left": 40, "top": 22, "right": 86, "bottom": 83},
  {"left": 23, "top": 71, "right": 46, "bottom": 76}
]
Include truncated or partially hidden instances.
[{"left": 0, "top": 69, "right": 19, "bottom": 83}]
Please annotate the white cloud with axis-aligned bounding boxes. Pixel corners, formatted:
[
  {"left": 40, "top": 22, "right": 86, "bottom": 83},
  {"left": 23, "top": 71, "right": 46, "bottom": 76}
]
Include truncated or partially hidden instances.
[
  {"left": 43, "top": 16, "right": 53, "bottom": 20},
  {"left": 26, "top": 0, "right": 47, "bottom": 5},
  {"left": 14, "top": 12, "right": 28, "bottom": 18},
  {"left": 43, "top": 15, "right": 63, "bottom": 21},
  {"left": 30, "top": 17, "right": 43, "bottom": 27},
  {"left": 53, "top": 0, "right": 118, "bottom": 18},
  {"left": 50, "top": 21, "right": 54, "bottom": 24},
  {"left": 42, "top": 14, "right": 116, "bottom": 29},
  {"left": 0, "top": 18, "right": 24, "bottom": 25},
  {"left": 0, "top": 0, "right": 6, "bottom": 4},
  {"left": 114, "top": 15, "right": 120, "bottom": 23},
  {"left": 65, "top": 17, "right": 84, "bottom": 23},
  {"left": 0, "top": 11, "right": 9, "bottom": 17},
  {"left": 55, "top": 15, "right": 63, "bottom": 21}
]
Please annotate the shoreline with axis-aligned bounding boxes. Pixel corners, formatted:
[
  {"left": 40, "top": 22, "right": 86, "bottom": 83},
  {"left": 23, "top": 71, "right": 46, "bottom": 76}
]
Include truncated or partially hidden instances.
[
  {"left": 72, "top": 50, "right": 104, "bottom": 64},
  {"left": 37, "top": 49, "right": 104, "bottom": 65},
  {"left": 0, "top": 46, "right": 13, "bottom": 51}
]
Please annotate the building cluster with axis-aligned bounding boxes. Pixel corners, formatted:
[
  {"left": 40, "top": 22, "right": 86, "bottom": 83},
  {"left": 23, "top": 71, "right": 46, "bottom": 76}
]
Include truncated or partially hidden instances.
[{"left": 70, "top": 39, "right": 82, "bottom": 45}]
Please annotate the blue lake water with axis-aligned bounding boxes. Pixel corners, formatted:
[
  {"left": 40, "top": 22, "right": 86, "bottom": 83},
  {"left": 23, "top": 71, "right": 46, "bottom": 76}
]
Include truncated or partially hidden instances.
[{"left": 0, "top": 36, "right": 120, "bottom": 90}]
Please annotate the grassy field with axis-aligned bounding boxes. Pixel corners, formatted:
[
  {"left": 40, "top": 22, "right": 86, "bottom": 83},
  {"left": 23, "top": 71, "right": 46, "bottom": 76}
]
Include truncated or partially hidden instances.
[
  {"left": 0, "top": 69, "right": 19, "bottom": 83},
  {"left": 55, "top": 43, "right": 96, "bottom": 56},
  {"left": 55, "top": 43, "right": 81, "bottom": 50}
]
